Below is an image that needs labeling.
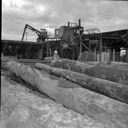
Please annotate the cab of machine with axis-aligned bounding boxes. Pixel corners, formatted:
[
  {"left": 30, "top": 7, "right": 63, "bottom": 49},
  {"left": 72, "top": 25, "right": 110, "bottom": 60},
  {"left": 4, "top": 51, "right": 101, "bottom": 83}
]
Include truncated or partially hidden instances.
[
  {"left": 40, "top": 28, "right": 47, "bottom": 38},
  {"left": 54, "top": 26, "right": 65, "bottom": 39}
]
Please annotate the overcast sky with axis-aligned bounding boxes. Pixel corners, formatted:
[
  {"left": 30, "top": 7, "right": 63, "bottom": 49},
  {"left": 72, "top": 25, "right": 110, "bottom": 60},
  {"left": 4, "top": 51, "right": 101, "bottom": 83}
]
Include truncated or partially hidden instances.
[{"left": 2, "top": 0, "right": 128, "bottom": 41}]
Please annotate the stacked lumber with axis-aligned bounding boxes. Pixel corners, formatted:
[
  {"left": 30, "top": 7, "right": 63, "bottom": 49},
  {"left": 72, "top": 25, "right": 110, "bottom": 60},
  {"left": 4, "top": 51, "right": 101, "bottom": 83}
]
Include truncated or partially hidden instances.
[
  {"left": 35, "top": 63, "right": 128, "bottom": 103},
  {"left": 6, "top": 61, "right": 128, "bottom": 128},
  {"left": 51, "top": 59, "right": 128, "bottom": 84}
]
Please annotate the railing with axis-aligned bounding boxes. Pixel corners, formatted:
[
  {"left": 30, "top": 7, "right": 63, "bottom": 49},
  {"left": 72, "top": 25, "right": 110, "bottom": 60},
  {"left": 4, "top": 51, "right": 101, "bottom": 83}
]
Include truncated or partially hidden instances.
[{"left": 78, "top": 51, "right": 128, "bottom": 62}]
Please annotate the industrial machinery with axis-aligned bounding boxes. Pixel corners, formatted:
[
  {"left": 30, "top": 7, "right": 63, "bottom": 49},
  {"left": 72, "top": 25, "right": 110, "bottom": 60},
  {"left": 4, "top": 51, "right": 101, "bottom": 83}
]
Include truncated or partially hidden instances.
[
  {"left": 1, "top": 19, "right": 104, "bottom": 60},
  {"left": 21, "top": 24, "right": 47, "bottom": 42},
  {"left": 2, "top": 19, "right": 128, "bottom": 62},
  {"left": 54, "top": 19, "right": 84, "bottom": 59}
]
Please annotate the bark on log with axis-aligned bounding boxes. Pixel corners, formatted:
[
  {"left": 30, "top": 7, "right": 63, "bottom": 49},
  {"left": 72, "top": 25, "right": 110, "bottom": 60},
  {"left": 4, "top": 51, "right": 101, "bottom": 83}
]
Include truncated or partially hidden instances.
[
  {"left": 51, "top": 59, "right": 128, "bottom": 84},
  {"left": 35, "top": 63, "right": 128, "bottom": 104},
  {"left": 2, "top": 76, "right": 108, "bottom": 128},
  {"left": 6, "top": 61, "right": 128, "bottom": 128}
]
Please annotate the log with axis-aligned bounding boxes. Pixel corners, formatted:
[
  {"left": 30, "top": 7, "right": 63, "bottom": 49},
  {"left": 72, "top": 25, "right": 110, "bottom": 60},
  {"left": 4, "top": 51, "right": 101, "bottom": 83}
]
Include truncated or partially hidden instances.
[
  {"left": 1, "top": 76, "right": 107, "bottom": 128},
  {"left": 51, "top": 59, "right": 128, "bottom": 84},
  {"left": 35, "top": 63, "right": 128, "bottom": 104},
  {"left": 6, "top": 61, "right": 128, "bottom": 128}
]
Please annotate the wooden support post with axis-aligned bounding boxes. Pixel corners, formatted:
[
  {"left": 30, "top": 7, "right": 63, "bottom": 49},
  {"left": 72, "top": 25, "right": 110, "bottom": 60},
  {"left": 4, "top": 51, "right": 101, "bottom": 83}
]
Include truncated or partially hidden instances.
[
  {"left": 94, "top": 46, "right": 96, "bottom": 61},
  {"left": 17, "top": 43, "right": 21, "bottom": 59},
  {"left": 79, "top": 35, "right": 82, "bottom": 61},
  {"left": 99, "top": 37, "right": 102, "bottom": 62},
  {"left": 42, "top": 44, "right": 44, "bottom": 60},
  {"left": 113, "top": 49, "right": 115, "bottom": 62},
  {"left": 89, "top": 42, "right": 91, "bottom": 61},
  {"left": 46, "top": 42, "right": 49, "bottom": 57},
  {"left": 79, "top": 19, "right": 82, "bottom": 61}
]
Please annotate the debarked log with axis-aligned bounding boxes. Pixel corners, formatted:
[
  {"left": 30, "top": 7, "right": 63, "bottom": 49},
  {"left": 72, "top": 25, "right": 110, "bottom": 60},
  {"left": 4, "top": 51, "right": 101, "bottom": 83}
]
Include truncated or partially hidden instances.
[
  {"left": 6, "top": 61, "right": 128, "bottom": 128},
  {"left": 51, "top": 59, "right": 128, "bottom": 84},
  {"left": 35, "top": 63, "right": 128, "bottom": 104}
]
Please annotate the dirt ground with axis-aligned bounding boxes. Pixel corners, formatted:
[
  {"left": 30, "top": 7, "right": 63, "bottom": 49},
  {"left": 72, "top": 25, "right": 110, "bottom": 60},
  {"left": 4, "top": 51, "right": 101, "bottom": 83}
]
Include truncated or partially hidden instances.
[{"left": 1, "top": 69, "right": 107, "bottom": 128}]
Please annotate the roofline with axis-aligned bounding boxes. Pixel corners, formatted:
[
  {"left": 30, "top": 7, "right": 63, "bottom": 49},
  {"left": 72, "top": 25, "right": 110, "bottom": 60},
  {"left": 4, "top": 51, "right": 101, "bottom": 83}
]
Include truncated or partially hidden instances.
[{"left": 101, "top": 28, "right": 128, "bottom": 34}]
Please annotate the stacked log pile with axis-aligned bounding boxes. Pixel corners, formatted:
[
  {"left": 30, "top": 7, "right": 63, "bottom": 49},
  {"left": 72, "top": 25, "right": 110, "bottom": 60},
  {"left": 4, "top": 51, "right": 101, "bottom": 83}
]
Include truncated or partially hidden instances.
[
  {"left": 2, "top": 76, "right": 106, "bottom": 128},
  {"left": 35, "top": 63, "right": 128, "bottom": 103},
  {"left": 51, "top": 59, "right": 128, "bottom": 84},
  {"left": 6, "top": 61, "right": 128, "bottom": 128}
]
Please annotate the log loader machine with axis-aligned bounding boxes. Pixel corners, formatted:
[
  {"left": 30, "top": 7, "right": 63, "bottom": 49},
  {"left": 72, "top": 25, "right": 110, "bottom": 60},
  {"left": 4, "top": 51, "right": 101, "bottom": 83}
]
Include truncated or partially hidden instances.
[
  {"left": 21, "top": 24, "right": 47, "bottom": 42},
  {"left": 3, "top": 19, "right": 127, "bottom": 62},
  {"left": 3, "top": 19, "right": 101, "bottom": 60}
]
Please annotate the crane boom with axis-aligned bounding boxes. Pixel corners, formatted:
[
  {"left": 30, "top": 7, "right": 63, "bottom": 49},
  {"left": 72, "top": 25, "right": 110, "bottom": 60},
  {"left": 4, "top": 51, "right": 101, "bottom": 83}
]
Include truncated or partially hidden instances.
[{"left": 21, "top": 24, "right": 47, "bottom": 42}]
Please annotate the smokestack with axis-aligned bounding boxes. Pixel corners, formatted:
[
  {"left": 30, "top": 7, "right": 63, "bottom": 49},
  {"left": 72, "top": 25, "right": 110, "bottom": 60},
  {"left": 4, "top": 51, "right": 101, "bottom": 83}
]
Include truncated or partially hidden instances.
[
  {"left": 78, "top": 19, "right": 81, "bottom": 27},
  {"left": 68, "top": 22, "right": 70, "bottom": 27}
]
